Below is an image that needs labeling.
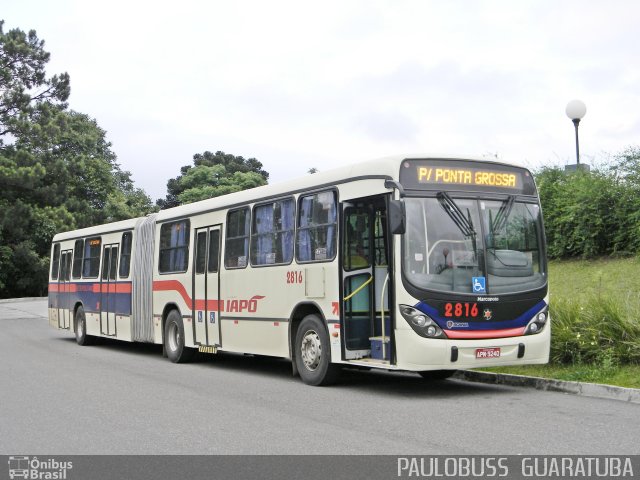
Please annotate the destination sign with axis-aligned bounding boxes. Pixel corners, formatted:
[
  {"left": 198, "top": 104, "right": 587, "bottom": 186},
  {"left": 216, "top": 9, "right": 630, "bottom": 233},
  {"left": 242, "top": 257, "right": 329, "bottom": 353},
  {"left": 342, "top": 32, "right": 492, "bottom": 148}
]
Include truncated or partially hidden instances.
[
  {"left": 399, "top": 159, "right": 536, "bottom": 195},
  {"left": 417, "top": 167, "right": 518, "bottom": 189}
]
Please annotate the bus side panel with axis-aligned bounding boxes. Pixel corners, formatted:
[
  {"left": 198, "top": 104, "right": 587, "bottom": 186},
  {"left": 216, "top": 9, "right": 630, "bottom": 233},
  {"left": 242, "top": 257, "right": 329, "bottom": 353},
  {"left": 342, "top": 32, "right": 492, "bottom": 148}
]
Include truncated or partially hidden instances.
[
  {"left": 48, "top": 294, "right": 58, "bottom": 328},
  {"left": 219, "top": 263, "right": 342, "bottom": 360},
  {"left": 152, "top": 276, "right": 194, "bottom": 347},
  {"left": 220, "top": 268, "right": 290, "bottom": 356},
  {"left": 116, "top": 314, "right": 133, "bottom": 342}
]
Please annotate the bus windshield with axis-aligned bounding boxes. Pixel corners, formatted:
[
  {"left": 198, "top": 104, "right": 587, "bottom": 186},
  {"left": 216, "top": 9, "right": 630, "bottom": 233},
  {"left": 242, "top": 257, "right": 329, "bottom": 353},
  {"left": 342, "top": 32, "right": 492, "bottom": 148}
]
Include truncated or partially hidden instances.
[{"left": 403, "top": 195, "right": 546, "bottom": 295}]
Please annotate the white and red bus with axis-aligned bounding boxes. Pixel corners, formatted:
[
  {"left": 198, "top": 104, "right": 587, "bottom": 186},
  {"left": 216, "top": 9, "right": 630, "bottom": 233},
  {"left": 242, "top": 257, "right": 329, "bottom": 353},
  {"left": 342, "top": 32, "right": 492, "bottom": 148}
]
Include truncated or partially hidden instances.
[{"left": 48, "top": 155, "right": 550, "bottom": 385}]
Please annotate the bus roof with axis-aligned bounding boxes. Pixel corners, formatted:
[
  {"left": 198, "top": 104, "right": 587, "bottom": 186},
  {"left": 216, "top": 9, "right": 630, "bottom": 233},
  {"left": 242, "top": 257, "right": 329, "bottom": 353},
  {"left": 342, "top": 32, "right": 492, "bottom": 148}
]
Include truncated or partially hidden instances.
[
  {"left": 157, "top": 154, "right": 530, "bottom": 221},
  {"left": 52, "top": 217, "right": 140, "bottom": 242},
  {"left": 52, "top": 154, "right": 529, "bottom": 241}
]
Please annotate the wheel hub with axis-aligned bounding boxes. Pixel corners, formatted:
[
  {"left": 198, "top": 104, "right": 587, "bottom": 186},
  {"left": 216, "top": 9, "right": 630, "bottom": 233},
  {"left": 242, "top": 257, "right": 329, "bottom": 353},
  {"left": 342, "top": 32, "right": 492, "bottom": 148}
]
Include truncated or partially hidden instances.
[
  {"left": 300, "top": 329, "right": 322, "bottom": 371},
  {"left": 168, "top": 323, "right": 180, "bottom": 352}
]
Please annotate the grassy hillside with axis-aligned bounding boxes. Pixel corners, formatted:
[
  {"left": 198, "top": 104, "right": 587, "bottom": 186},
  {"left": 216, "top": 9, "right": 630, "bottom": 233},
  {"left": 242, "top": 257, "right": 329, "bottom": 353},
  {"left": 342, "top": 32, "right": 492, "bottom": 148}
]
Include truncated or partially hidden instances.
[
  {"left": 548, "top": 257, "right": 640, "bottom": 305},
  {"left": 488, "top": 256, "right": 640, "bottom": 388}
]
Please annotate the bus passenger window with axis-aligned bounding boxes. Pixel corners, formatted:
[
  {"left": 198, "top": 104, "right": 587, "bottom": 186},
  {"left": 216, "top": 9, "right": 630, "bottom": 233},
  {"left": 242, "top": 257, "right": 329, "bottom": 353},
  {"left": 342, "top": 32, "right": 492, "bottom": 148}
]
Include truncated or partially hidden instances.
[
  {"left": 83, "top": 237, "right": 101, "bottom": 278},
  {"left": 159, "top": 220, "right": 190, "bottom": 274},
  {"left": 251, "top": 198, "right": 295, "bottom": 266},
  {"left": 296, "top": 191, "right": 337, "bottom": 263},
  {"left": 225, "top": 208, "right": 250, "bottom": 269},
  {"left": 119, "top": 232, "right": 133, "bottom": 278}
]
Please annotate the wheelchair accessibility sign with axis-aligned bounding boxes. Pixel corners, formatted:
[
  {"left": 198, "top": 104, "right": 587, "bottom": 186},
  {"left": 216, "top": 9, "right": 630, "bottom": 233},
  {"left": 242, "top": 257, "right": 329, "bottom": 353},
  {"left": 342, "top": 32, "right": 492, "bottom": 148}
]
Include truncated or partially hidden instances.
[{"left": 472, "top": 276, "right": 486, "bottom": 293}]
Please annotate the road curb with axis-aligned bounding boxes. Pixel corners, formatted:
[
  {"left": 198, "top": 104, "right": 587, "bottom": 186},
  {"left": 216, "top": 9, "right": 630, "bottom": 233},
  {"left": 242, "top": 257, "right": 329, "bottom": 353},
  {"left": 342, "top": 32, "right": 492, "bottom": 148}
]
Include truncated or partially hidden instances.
[
  {"left": 454, "top": 370, "right": 640, "bottom": 404},
  {"left": 0, "top": 297, "right": 47, "bottom": 304}
]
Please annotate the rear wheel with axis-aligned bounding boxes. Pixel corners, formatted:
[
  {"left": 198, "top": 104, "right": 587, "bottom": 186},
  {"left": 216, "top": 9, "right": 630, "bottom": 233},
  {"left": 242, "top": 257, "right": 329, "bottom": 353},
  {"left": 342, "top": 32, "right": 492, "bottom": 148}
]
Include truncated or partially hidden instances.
[
  {"left": 75, "top": 306, "right": 94, "bottom": 346},
  {"left": 418, "top": 370, "right": 456, "bottom": 380},
  {"left": 295, "top": 314, "right": 340, "bottom": 386},
  {"left": 164, "top": 309, "right": 195, "bottom": 363}
]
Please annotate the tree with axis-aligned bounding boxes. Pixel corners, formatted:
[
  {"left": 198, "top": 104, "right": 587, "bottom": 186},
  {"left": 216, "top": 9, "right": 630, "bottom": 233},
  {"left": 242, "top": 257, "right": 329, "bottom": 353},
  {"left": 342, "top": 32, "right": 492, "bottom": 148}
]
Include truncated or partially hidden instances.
[
  {"left": 157, "top": 150, "right": 269, "bottom": 208},
  {"left": 0, "top": 21, "right": 154, "bottom": 298},
  {"left": 0, "top": 20, "right": 70, "bottom": 140}
]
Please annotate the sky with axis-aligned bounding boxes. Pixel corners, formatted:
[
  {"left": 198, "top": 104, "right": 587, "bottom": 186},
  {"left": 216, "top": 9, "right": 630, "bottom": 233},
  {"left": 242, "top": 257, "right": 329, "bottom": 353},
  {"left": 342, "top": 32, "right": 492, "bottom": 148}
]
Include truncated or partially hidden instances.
[{"left": 3, "top": 0, "right": 640, "bottom": 201}]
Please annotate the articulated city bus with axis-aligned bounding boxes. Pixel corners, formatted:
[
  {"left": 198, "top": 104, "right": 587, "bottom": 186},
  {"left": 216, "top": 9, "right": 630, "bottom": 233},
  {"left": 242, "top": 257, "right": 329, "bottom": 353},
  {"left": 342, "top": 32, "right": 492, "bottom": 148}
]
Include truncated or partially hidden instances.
[{"left": 48, "top": 155, "right": 550, "bottom": 385}]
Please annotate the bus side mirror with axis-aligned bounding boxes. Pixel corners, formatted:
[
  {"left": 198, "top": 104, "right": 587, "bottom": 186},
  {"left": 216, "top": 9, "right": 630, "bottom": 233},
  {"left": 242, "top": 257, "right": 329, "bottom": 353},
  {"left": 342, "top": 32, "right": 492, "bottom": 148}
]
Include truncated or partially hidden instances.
[{"left": 388, "top": 199, "right": 406, "bottom": 235}]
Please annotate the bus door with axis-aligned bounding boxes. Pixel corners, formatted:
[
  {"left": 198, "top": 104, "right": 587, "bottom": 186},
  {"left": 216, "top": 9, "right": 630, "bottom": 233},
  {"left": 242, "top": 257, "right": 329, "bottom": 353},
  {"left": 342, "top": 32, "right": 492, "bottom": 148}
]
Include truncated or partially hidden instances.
[
  {"left": 342, "top": 196, "right": 391, "bottom": 361},
  {"left": 192, "top": 225, "right": 222, "bottom": 347},
  {"left": 100, "top": 244, "right": 118, "bottom": 336},
  {"left": 57, "top": 249, "right": 73, "bottom": 330}
]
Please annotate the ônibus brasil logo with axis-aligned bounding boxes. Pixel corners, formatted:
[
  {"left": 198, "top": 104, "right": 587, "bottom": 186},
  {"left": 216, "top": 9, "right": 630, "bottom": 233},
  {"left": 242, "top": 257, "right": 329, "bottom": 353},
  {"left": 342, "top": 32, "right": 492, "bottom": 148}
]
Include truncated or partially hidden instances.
[{"left": 8, "top": 456, "right": 73, "bottom": 480}]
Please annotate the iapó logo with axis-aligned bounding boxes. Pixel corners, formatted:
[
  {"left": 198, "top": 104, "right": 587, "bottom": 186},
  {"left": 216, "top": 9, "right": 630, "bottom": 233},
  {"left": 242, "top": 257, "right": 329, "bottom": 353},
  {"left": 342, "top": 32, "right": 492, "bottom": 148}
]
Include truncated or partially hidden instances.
[{"left": 8, "top": 456, "right": 73, "bottom": 479}]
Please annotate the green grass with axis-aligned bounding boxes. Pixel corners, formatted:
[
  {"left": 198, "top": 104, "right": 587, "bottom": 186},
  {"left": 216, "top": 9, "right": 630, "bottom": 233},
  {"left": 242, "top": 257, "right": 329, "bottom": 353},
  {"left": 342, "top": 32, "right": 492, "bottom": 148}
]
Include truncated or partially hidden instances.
[
  {"left": 548, "top": 256, "right": 640, "bottom": 305},
  {"left": 486, "top": 256, "right": 640, "bottom": 389}
]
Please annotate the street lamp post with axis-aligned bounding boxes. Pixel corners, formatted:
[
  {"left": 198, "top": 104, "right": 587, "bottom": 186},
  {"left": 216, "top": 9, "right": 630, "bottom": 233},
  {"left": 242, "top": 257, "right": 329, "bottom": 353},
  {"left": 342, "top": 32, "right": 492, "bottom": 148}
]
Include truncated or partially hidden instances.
[{"left": 565, "top": 99, "right": 587, "bottom": 165}]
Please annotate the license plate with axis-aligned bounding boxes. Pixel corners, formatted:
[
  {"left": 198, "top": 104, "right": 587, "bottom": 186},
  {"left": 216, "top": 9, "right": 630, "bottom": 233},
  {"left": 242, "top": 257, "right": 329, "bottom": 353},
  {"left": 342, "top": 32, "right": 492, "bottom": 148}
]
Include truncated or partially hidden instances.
[{"left": 476, "top": 347, "right": 501, "bottom": 359}]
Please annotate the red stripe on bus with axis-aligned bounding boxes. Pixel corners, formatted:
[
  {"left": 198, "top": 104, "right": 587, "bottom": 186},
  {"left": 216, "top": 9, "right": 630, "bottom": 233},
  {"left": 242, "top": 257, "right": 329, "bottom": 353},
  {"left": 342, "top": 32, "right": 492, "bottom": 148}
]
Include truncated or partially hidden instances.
[
  {"left": 444, "top": 327, "right": 526, "bottom": 339},
  {"left": 152, "top": 280, "right": 224, "bottom": 312},
  {"left": 91, "top": 283, "right": 132, "bottom": 294},
  {"left": 49, "top": 283, "right": 76, "bottom": 292},
  {"left": 49, "top": 282, "right": 131, "bottom": 293}
]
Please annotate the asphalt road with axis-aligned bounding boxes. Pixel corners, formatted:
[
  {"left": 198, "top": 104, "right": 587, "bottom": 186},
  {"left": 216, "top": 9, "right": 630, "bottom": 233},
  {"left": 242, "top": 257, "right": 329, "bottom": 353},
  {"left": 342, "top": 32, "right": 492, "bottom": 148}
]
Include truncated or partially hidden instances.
[{"left": 1, "top": 298, "right": 639, "bottom": 455}]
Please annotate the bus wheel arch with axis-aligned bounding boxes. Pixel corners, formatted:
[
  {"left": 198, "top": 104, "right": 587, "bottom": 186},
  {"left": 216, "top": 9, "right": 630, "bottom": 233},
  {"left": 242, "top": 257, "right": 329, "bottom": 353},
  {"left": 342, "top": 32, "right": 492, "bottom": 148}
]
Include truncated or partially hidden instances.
[
  {"left": 289, "top": 302, "right": 324, "bottom": 366},
  {"left": 290, "top": 304, "right": 340, "bottom": 386},
  {"left": 163, "top": 305, "right": 194, "bottom": 363},
  {"left": 74, "top": 304, "right": 94, "bottom": 346},
  {"left": 72, "top": 302, "right": 83, "bottom": 333}
]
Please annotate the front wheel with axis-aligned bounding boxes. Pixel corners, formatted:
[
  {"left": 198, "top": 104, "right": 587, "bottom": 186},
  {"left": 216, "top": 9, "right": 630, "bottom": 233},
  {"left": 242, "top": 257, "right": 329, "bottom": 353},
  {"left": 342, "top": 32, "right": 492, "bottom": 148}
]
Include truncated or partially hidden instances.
[
  {"left": 164, "top": 310, "right": 195, "bottom": 363},
  {"left": 418, "top": 370, "right": 456, "bottom": 380},
  {"left": 295, "top": 314, "right": 340, "bottom": 386},
  {"left": 75, "top": 306, "right": 94, "bottom": 346}
]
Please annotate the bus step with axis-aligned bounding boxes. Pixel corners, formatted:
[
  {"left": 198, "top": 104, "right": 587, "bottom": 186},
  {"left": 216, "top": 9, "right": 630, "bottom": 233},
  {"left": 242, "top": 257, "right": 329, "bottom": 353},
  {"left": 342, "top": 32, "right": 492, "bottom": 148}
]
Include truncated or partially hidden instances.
[{"left": 198, "top": 345, "right": 218, "bottom": 354}]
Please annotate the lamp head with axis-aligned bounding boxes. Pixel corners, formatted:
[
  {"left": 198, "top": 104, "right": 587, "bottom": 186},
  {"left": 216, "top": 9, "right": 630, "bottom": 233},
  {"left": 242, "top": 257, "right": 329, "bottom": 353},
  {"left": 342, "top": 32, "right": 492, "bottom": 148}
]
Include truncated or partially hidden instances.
[{"left": 566, "top": 99, "right": 587, "bottom": 120}]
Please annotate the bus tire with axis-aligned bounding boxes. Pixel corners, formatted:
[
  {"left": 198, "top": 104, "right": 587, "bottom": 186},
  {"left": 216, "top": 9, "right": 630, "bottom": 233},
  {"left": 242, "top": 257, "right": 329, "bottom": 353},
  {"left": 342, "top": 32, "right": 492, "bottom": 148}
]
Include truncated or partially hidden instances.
[
  {"left": 164, "top": 310, "right": 195, "bottom": 363},
  {"left": 418, "top": 370, "right": 456, "bottom": 380},
  {"left": 295, "top": 314, "right": 340, "bottom": 386},
  {"left": 75, "top": 306, "right": 94, "bottom": 346}
]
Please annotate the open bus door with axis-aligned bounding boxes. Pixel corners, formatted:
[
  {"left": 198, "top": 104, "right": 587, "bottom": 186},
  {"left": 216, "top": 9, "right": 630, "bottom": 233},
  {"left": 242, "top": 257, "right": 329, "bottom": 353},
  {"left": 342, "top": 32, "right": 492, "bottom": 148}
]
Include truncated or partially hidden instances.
[{"left": 341, "top": 196, "right": 392, "bottom": 362}]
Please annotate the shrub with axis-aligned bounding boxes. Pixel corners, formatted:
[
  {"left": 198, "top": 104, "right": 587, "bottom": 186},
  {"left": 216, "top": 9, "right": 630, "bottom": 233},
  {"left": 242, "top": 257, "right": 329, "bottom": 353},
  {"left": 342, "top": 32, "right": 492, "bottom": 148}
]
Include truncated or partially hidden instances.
[
  {"left": 550, "top": 295, "right": 640, "bottom": 366},
  {"left": 535, "top": 146, "right": 640, "bottom": 259}
]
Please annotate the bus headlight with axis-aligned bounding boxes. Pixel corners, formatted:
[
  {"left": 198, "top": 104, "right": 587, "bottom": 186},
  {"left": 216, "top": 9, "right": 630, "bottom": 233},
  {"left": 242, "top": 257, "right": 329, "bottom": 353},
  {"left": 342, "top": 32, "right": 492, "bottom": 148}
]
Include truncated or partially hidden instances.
[
  {"left": 414, "top": 315, "right": 427, "bottom": 327},
  {"left": 400, "top": 305, "right": 446, "bottom": 339},
  {"left": 526, "top": 307, "right": 548, "bottom": 335}
]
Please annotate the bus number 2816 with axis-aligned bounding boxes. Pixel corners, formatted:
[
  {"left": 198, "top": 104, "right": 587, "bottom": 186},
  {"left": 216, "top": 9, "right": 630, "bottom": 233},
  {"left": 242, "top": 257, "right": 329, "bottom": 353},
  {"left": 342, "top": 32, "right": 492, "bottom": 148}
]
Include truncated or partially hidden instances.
[{"left": 287, "top": 271, "right": 303, "bottom": 284}]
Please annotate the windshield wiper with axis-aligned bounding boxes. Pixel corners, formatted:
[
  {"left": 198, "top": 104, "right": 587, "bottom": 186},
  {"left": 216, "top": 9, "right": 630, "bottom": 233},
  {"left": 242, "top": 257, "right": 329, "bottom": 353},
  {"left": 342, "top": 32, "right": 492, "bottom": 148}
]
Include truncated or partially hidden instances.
[
  {"left": 492, "top": 194, "right": 516, "bottom": 233},
  {"left": 437, "top": 192, "right": 477, "bottom": 238}
]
